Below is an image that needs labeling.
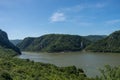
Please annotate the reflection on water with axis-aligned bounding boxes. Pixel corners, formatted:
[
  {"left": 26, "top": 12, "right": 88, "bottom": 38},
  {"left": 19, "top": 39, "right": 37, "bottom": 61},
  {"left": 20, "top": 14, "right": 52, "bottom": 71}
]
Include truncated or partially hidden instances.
[{"left": 18, "top": 52, "right": 120, "bottom": 77}]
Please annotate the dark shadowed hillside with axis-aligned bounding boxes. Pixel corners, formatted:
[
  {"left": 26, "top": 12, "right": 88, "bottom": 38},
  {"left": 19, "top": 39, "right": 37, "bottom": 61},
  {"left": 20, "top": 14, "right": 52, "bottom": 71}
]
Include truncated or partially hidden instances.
[
  {"left": 86, "top": 30, "right": 120, "bottom": 53},
  {"left": 17, "top": 34, "right": 91, "bottom": 52},
  {"left": 0, "top": 29, "right": 21, "bottom": 55}
]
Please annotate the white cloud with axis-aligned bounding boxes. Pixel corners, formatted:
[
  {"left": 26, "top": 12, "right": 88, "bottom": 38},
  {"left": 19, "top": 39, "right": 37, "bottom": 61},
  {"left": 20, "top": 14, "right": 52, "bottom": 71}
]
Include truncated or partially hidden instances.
[
  {"left": 49, "top": 3, "right": 106, "bottom": 24},
  {"left": 50, "top": 12, "right": 66, "bottom": 22}
]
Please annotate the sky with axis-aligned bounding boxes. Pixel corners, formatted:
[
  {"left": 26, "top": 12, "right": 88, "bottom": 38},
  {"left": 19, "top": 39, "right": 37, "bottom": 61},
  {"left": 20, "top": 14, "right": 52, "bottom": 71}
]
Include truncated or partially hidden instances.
[{"left": 0, "top": 0, "right": 120, "bottom": 39}]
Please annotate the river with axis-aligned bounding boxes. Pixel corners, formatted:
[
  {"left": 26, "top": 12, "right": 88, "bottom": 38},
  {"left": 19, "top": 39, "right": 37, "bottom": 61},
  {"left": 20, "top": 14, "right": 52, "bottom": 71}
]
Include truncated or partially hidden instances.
[{"left": 18, "top": 52, "right": 120, "bottom": 77}]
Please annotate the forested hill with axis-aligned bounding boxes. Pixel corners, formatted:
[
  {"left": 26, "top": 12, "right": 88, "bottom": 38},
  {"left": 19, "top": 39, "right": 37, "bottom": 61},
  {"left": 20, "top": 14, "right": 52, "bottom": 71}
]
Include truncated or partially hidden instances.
[
  {"left": 86, "top": 30, "right": 120, "bottom": 53},
  {"left": 0, "top": 29, "right": 21, "bottom": 56},
  {"left": 17, "top": 34, "right": 91, "bottom": 52},
  {"left": 84, "top": 35, "right": 107, "bottom": 42}
]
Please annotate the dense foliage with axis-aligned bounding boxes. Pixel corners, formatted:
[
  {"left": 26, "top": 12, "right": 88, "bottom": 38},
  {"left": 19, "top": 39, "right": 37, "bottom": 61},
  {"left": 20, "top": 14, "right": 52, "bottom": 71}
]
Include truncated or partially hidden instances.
[
  {"left": 0, "top": 30, "right": 93, "bottom": 80},
  {"left": 84, "top": 35, "right": 107, "bottom": 42},
  {"left": 17, "top": 37, "right": 35, "bottom": 51},
  {"left": 0, "top": 56, "right": 94, "bottom": 80},
  {"left": 0, "top": 29, "right": 21, "bottom": 55},
  {"left": 0, "top": 46, "right": 19, "bottom": 57},
  {"left": 86, "top": 30, "right": 120, "bottom": 53},
  {"left": 17, "top": 34, "right": 91, "bottom": 52},
  {"left": 96, "top": 65, "right": 120, "bottom": 80},
  {"left": 0, "top": 51, "right": 120, "bottom": 80}
]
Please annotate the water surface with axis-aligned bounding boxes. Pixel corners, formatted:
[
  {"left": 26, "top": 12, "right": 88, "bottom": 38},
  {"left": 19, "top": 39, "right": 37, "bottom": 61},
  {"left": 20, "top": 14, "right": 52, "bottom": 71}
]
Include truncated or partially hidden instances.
[{"left": 19, "top": 52, "right": 120, "bottom": 77}]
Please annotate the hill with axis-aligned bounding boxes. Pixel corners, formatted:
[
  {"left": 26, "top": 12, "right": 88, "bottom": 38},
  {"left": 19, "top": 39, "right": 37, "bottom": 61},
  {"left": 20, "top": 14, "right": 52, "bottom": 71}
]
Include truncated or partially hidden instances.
[
  {"left": 17, "top": 34, "right": 91, "bottom": 52},
  {"left": 86, "top": 30, "right": 120, "bottom": 53},
  {"left": 84, "top": 35, "right": 107, "bottom": 42},
  {"left": 10, "top": 39, "right": 22, "bottom": 45},
  {"left": 0, "top": 29, "right": 21, "bottom": 55}
]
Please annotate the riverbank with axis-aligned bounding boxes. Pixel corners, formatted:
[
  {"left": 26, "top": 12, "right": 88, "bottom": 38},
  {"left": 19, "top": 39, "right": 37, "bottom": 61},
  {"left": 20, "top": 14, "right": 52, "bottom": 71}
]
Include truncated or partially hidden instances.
[{"left": 18, "top": 51, "right": 120, "bottom": 77}]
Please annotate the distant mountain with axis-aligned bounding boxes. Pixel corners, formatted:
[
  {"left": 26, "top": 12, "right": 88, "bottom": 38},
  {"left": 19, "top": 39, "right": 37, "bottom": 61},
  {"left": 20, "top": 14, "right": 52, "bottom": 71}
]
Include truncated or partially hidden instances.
[
  {"left": 17, "top": 34, "right": 91, "bottom": 52},
  {"left": 0, "top": 29, "right": 21, "bottom": 56},
  {"left": 86, "top": 30, "right": 120, "bottom": 53},
  {"left": 10, "top": 39, "right": 22, "bottom": 45},
  {"left": 84, "top": 35, "right": 107, "bottom": 42}
]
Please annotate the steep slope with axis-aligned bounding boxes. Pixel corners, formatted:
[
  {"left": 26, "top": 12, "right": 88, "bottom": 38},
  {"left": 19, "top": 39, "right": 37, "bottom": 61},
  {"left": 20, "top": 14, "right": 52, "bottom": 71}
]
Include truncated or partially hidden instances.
[
  {"left": 10, "top": 39, "right": 22, "bottom": 45},
  {"left": 17, "top": 37, "right": 35, "bottom": 51},
  {"left": 86, "top": 30, "right": 120, "bottom": 53},
  {"left": 84, "top": 35, "right": 107, "bottom": 42},
  {"left": 17, "top": 34, "right": 91, "bottom": 52},
  {"left": 0, "top": 29, "right": 21, "bottom": 55}
]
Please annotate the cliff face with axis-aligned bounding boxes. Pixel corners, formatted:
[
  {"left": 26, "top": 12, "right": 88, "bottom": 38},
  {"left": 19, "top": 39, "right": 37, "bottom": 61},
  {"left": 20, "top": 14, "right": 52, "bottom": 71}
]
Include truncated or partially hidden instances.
[{"left": 0, "top": 29, "right": 21, "bottom": 55}]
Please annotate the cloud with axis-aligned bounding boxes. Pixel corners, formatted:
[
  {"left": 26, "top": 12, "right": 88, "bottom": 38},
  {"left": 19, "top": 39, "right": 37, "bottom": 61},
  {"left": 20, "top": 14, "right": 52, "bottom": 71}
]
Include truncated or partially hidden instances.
[
  {"left": 49, "top": 3, "right": 106, "bottom": 24},
  {"left": 50, "top": 12, "right": 66, "bottom": 22},
  {"left": 106, "top": 19, "right": 120, "bottom": 24}
]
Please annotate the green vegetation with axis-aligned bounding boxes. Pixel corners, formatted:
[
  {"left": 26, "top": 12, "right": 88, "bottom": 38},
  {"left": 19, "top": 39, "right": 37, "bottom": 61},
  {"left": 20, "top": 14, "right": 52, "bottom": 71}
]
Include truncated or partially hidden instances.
[
  {"left": 0, "top": 46, "right": 19, "bottom": 57},
  {"left": 0, "top": 29, "right": 21, "bottom": 55},
  {"left": 0, "top": 55, "right": 93, "bottom": 80},
  {"left": 86, "top": 30, "right": 120, "bottom": 53},
  {"left": 0, "top": 30, "right": 92, "bottom": 80},
  {"left": 17, "top": 34, "right": 91, "bottom": 52},
  {"left": 84, "top": 35, "right": 107, "bottom": 42},
  {"left": 0, "top": 29, "right": 120, "bottom": 80},
  {"left": 96, "top": 65, "right": 120, "bottom": 80},
  {"left": 0, "top": 52, "right": 120, "bottom": 80}
]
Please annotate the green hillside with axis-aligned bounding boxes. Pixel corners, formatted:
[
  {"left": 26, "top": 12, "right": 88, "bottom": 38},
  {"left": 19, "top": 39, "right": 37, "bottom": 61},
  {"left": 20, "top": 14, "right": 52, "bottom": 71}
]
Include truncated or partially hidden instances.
[
  {"left": 17, "top": 34, "right": 91, "bottom": 52},
  {"left": 0, "top": 29, "right": 21, "bottom": 55},
  {"left": 0, "top": 30, "right": 120, "bottom": 80},
  {"left": 84, "top": 35, "right": 107, "bottom": 42},
  {"left": 0, "top": 57, "right": 91, "bottom": 80},
  {"left": 86, "top": 30, "right": 120, "bottom": 53},
  {"left": 0, "top": 30, "right": 91, "bottom": 80}
]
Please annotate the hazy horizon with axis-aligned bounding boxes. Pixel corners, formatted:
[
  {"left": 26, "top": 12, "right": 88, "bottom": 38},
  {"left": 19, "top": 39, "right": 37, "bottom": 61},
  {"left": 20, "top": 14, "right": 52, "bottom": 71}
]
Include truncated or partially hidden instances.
[{"left": 0, "top": 0, "right": 120, "bottom": 39}]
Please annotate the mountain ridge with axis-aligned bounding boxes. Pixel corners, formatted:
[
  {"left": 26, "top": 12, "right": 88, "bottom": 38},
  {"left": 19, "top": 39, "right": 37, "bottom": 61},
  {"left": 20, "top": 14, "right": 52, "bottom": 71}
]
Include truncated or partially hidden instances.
[
  {"left": 84, "top": 35, "right": 107, "bottom": 42},
  {"left": 17, "top": 34, "right": 91, "bottom": 52},
  {"left": 0, "top": 29, "right": 21, "bottom": 55},
  {"left": 86, "top": 30, "right": 120, "bottom": 53}
]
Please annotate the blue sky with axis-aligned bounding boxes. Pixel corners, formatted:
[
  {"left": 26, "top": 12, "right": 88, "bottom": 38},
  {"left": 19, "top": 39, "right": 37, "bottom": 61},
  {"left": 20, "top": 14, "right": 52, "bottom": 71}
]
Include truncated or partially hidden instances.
[{"left": 0, "top": 0, "right": 120, "bottom": 39}]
